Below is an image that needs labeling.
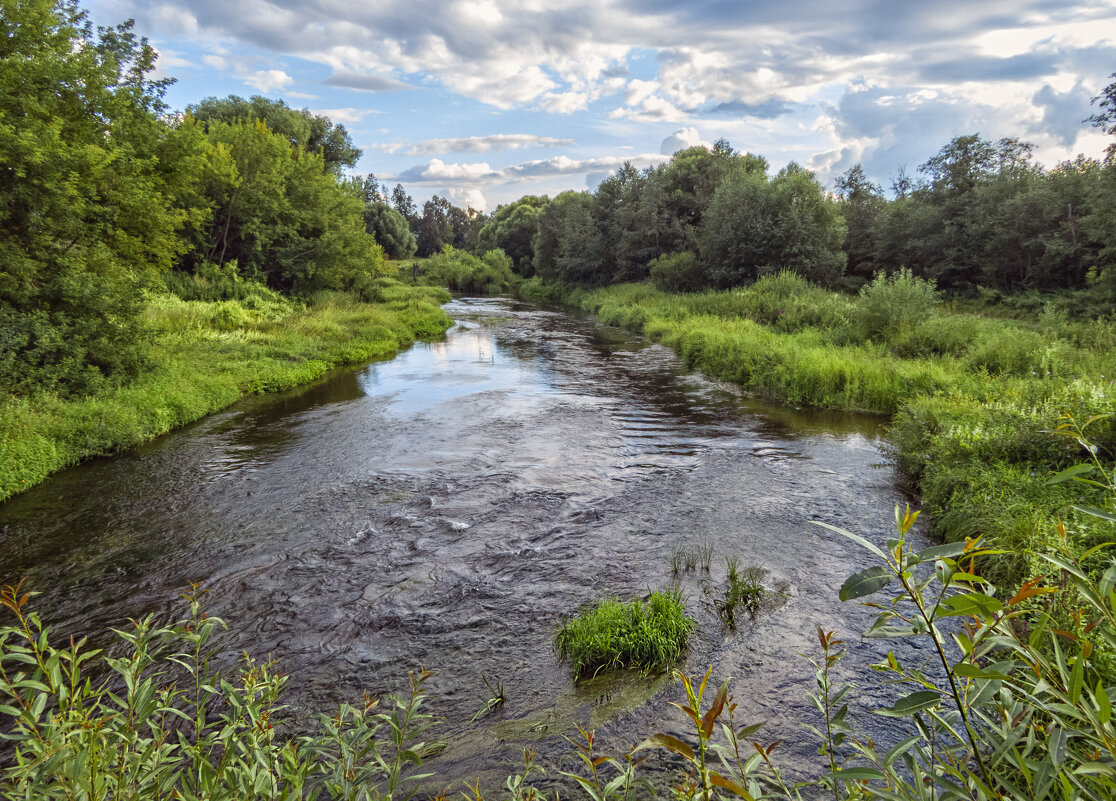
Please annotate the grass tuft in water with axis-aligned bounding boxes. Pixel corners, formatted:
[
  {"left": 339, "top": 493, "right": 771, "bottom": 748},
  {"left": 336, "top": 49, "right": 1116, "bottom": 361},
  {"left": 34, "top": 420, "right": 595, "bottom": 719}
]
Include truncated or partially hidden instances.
[
  {"left": 554, "top": 588, "right": 695, "bottom": 679},
  {"left": 717, "top": 562, "right": 764, "bottom": 628}
]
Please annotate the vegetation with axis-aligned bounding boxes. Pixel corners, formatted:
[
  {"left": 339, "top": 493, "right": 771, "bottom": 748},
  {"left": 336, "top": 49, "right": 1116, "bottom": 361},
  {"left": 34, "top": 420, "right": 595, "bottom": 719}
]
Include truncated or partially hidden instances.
[
  {"left": 0, "top": 0, "right": 458, "bottom": 499},
  {"left": 0, "top": 281, "right": 451, "bottom": 503},
  {"left": 8, "top": 485, "right": 1116, "bottom": 799},
  {"left": 716, "top": 558, "right": 764, "bottom": 628},
  {"left": 519, "top": 276, "right": 1116, "bottom": 592},
  {"left": 0, "top": 583, "right": 439, "bottom": 800},
  {"left": 416, "top": 246, "right": 518, "bottom": 295},
  {"left": 554, "top": 589, "right": 695, "bottom": 678}
]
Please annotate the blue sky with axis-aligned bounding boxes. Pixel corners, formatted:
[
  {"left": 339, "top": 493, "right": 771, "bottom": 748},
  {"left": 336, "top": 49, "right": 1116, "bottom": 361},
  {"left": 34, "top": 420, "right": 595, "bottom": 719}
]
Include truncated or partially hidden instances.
[{"left": 87, "top": 0, "right": 1116, "bottom": 210}]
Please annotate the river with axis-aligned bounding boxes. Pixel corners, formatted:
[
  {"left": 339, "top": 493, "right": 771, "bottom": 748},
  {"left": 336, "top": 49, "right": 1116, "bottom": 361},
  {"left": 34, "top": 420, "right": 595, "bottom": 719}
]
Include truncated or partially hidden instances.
[{"left": 0, "top": 297, "right": 929, "bottom": 789}]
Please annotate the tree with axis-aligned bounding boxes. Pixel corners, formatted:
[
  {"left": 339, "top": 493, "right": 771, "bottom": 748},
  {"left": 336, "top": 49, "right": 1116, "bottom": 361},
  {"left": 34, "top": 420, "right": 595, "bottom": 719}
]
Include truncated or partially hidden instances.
[
  {"left": 476, "top": 196, "right": 549, "bottom": 274},
  {"left": 698, "top": 169, "right": 778, "bottom": 287},
  {"left": 414, "top": 196, "right": 454, "bottom": 257},
  {"left": 183, "top": 119, "right": 384, "bottom": 296},
  {"left": 770, "top": 163, "right": 846, "bottom": 286},
  {"left": 364, "top": 202, "right": 417, "bottom": 260},
  {"left": 533, "top": 192, "right": 604, "bottom": 284},
  {"left": 391, "top": 184, "right": 417, "bottom": 221},
  {"left": 1089, "top": 73, "right": 1116, "bottom": 159},
  {"left": 0, "top": 0, "right": 195, "bottom": 395},
  {"left": 835, "top": 165, "right": 886, "bottom": 282},
  {"left": 188, "top": 95, "right": 361, "bottom": 173}
]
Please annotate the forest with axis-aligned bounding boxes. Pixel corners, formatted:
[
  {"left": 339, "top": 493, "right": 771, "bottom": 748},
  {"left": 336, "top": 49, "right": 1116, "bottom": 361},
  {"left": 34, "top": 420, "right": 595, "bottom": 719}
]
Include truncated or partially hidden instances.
[{"left": 5, "top": 0, "right": 1116, "bottom": 799}]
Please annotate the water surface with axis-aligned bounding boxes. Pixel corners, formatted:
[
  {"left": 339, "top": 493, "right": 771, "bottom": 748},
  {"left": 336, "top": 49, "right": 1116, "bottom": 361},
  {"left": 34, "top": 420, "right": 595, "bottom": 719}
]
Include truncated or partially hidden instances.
[{"left": 0, "top": 298, "right": 927, "bottom": 787}]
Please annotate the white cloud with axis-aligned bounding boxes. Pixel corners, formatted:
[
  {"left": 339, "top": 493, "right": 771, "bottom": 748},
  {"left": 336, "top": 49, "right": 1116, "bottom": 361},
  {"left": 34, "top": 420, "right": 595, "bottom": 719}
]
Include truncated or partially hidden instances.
[
  {"left": 242, "top": 68, "right": 294, "bottom": 93},
  {"left": 309, "top": 107, "right": 368, "bottom": 125},
  {"left": 660, "top": 127, "right": 709, "bottom": 155},
  {"left": 443, "top": 186, "right": 488, "bottom": 211},
  {"left": 392, "top": 152, "right": 664, "bottom": 186}
]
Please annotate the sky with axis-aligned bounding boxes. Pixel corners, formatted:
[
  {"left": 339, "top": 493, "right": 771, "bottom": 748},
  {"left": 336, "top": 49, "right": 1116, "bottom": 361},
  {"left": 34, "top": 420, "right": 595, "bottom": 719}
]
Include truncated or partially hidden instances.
[{"left": 86, "top": 0, "right": 1116, "bottom": 211}]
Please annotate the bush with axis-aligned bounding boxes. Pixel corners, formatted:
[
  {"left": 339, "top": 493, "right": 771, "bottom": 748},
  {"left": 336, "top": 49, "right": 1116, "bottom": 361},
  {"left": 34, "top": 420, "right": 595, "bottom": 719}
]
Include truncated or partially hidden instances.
[
  {"left": 855, "top": 268, "right": 940, "bottom": 341},
  {"left": 650, "top": 251, "right": 706, "bottom": 292},
  {"left": 419, "top": 246, "right": 517, "bottom": 295},
  {"left": 554, "top": 589, "right": 694, "bottom": 678},
  {"left": 0, "top": 585, "right": 437, "bottom": 800}
]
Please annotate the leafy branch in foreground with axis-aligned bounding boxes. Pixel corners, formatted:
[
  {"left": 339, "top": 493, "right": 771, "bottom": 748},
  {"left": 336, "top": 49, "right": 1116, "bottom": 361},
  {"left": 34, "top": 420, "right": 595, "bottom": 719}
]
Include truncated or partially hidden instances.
[{"left": 0, "top": 582, "right": 435, "bottom": 800}]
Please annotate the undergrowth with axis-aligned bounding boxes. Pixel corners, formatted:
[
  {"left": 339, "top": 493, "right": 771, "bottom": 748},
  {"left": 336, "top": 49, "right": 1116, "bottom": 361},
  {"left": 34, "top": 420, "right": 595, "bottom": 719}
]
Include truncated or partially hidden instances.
[{"left": 0, "top": 280, "right": 452, "bottom": 502}]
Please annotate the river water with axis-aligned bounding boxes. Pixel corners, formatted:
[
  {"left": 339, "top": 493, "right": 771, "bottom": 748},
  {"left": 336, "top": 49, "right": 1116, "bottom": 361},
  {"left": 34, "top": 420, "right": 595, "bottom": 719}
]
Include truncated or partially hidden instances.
[{"left": 0, "top": 297, "right": 929, "bottom": 788}]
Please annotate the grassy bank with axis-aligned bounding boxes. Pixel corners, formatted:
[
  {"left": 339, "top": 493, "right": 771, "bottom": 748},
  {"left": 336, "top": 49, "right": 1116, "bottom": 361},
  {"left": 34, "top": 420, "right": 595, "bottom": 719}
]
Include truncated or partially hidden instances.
[
  {"left": 521, "top": 274, "right": 1116, "bottom": 588},
  {"left": 0, "top": 280, "right": 451, "bottom": 503}
]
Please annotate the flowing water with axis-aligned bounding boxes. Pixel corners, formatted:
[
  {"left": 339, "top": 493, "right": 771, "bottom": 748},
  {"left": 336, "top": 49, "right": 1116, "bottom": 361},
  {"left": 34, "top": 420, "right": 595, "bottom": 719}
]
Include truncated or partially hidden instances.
[{"left": 0, "top": 297, "right": 931, "bottom": 788}]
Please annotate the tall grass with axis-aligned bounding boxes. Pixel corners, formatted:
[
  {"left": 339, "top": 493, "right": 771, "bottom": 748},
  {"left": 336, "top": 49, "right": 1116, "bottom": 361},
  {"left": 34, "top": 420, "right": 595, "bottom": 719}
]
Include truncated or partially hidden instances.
[
  {"left": 554, "top": 589, "right": 695, "bottom": 678},
  {"left": 0, "top": 281, "right": 452, "bottom": 502}
]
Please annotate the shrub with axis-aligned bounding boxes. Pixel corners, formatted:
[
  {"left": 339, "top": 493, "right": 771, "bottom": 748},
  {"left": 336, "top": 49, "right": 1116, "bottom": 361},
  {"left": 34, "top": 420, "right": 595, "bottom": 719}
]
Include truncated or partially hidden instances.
[
  {"left": 0, "top": 585, "right": 437, "bottom": 800},
  {"left": 554, "top": 589, "right": 694, "bottom": 678},
  {"left": 420, "top": 246, "right": 517, "bottom": 295},
  {"left": 650, "top": 251, "right": 707, "bottom": 292},
  {"left": 855, "top": 268, "right": 940, "bottom": 341}
]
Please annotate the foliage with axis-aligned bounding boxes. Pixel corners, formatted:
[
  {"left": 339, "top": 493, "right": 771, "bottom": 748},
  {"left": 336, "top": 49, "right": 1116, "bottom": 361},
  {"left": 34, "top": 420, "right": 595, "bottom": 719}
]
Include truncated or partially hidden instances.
[
  {"left": 364, "top": 202, "right": 418, "bottom": 260},
  {"left": 554, "top": 589, "right": 695, "bottom": 678},
  {"left": 538, "top": 279, "right": 1116, "bottom": 593},
  {"left": 0, "top": 283, "right": 452, "bottom": 502},
  {"left": 0, "top": 583, "right": 436, "bottom": 800},
  {"left": 650, "top": 252, "right": 705, "bottom": 293},
  {"left": 418, "top": 247, "right": 517, "bottom": 295},
  {"left": 0, "top": 0, "right": 193, "bottom": 396},
  {"left": 716, "top": 561, "right": 764, "bottom": 629},
  {"left": 854, "top": 268, "right": 940, "bottom": 340},
  {"left": 187, "top": 94, "right": 361, "bottom": 173},
  {"left": 179, "top": 118, "right": 386, "bottom": 298},
  {"left": 533, "top": 192, "right": 605, "bottom": 284},
  {"left": 477, "top": 196, "right": 551, "bottom": 275}
]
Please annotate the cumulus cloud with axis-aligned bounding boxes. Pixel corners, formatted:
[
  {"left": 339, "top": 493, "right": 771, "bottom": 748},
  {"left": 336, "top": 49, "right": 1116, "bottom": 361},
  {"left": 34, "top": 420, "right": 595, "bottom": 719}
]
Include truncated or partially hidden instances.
[
  {"left": 378, "top": 134, "right": 574, "bottom": 155},
  {"left": 309, "top": 107, "right": 369, "bottom": 125},
  {"left": 442, "top": 186, "right": 488, "bottom": 211},
  {"left": 110, "top": 0, "right": 1116, "bottom": 199},
  {"left": 660, "top": 127, "right": 709, "bottom": 155},
  {"left": 242, "top": 68, "right": 294, "bottom": 93}
]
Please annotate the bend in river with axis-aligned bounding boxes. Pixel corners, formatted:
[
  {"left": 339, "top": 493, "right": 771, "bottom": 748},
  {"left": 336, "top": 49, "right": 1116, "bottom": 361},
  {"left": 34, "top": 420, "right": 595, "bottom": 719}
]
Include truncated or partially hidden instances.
[{"left": 0, "top": 297, "right": 929, "bottom": 785}]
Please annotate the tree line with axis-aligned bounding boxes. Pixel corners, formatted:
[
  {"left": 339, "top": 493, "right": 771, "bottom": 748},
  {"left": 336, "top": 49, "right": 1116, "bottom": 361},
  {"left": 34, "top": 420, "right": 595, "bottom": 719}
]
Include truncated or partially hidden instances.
[
  {"left": 2, "top": 0, "right": 394, "bottom": 398},
  {"left": 6, "top": 0, "right": 1116, "bottom": 400},
  {"left": 387, "top": 80, "right": 1116, "bottom": 310}
]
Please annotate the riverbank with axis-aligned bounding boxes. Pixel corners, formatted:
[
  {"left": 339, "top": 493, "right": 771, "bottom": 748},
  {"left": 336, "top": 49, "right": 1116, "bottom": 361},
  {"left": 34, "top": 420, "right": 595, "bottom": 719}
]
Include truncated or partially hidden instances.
[
  {"left": 0, "top": 281, "right": 452, "bottom": 503},
  {"left": 520, "top": 275, "right": 1116, "bottom": 589}
]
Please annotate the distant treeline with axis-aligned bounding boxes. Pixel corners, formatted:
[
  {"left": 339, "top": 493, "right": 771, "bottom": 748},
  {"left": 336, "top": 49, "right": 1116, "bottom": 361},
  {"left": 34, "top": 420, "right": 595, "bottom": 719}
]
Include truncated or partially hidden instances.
[{"left": 384, "top": 84, "right": 1116, "bottom": 313}]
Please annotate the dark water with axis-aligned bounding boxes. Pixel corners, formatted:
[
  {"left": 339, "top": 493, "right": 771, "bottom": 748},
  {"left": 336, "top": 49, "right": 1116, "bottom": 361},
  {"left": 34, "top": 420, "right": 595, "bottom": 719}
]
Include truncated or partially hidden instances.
[{"left": 0, "top": 298, "right": 930, "bottom": 788}]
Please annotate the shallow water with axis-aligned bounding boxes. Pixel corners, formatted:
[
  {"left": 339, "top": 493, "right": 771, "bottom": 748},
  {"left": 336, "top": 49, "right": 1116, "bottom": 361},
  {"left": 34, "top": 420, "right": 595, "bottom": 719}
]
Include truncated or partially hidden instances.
[{"left": 0, "top": 297, "right": 930, "bottom": 788}]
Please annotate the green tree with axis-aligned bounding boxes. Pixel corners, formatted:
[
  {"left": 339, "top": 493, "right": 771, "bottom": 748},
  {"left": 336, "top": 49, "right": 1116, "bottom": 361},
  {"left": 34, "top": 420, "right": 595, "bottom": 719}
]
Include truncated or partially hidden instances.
[
  {"left": 770, "top": 163, "right": 846, "bottom": 286},
  {"left": 364, "top": 202, "right": 417, "bottom": 260},
  {"left": 698, "top": 169, "right": 777, "bottom": 287},
  {"left": 532, "top": 192, "right": 604, "bottom": 283},
  {"left": 0, "top": 0, "right": 194, "bottom": 395},
  {"left": 415, "top": 196, "right": 455, "bottom": 257},
  {"left": 188, "top": 95, "right": 361, "bottom": 173},
  {"left": 835, "top": 164, "right": 886, "bottom": 284},
  {"left": 185, "top": 119, "right": 384, "bottom": 296},
  {"left": 476, "top": 196, "right": 549, "bottom": 274}
]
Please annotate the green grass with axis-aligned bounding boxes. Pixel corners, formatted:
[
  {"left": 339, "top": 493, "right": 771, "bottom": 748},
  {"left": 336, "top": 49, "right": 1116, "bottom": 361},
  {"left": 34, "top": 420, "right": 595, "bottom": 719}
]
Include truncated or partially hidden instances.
[
  {"left": 554, "top": 589, "right": 695, "bottom": 679},
  {"left": 521, "top": 276, "right": 1116, "bottom": 590},
  {"left": 0, "top": 280, "right": 452, "bottom": 502}
]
